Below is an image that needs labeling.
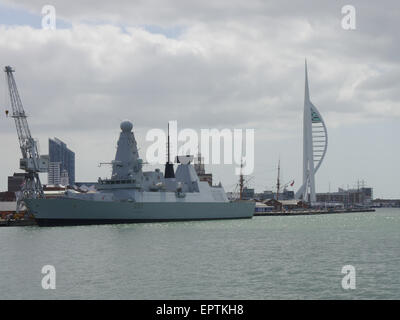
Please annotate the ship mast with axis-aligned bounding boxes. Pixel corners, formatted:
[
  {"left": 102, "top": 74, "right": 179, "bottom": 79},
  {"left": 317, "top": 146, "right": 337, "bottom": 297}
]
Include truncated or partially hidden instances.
[
  {"left": 164, "top": 122, "right": 175, "bottom": 178},
  {"left": 239, "top": 159, "right": 244, "bottom": 200},
  {"left": 168, "top": 123, "right": 171, "bottom": 163},
  {"left": 276, "top": 158, "right": 281, "bottom": 201}
]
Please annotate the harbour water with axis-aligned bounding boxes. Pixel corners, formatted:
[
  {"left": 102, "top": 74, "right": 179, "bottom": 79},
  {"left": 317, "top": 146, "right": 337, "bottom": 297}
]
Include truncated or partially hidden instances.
[{"left": 0, "top": 208, "right": 399, "bottom": 299}]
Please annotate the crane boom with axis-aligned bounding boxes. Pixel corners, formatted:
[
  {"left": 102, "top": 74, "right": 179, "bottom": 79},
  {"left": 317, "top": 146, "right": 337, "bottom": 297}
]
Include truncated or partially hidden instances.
[{"left": 4, "top": 66, "right": 48, "bottom": 212}]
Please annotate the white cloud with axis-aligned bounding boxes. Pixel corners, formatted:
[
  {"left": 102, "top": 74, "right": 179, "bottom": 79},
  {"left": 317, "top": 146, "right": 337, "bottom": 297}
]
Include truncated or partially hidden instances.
[{"left": 0, "top": 0, "right": 399, "bottom": 197}]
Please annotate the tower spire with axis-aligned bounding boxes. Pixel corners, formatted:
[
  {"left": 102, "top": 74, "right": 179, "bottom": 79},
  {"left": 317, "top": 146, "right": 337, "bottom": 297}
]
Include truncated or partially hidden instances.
[
  {"left": 305, "top": 59, "right": 310, "bottom": 102},
  {"left": 295, "top": 61, "right": 328, "bottom": 204}
]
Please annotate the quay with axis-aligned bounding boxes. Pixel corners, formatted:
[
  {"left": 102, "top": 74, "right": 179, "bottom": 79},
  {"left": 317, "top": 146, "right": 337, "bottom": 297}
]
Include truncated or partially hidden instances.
[
  {"left": 254, "top": 208, "right": 376, "bottom": 216},
  {"left": 0, "top": 218, "right": 37, "bottom": 227}
]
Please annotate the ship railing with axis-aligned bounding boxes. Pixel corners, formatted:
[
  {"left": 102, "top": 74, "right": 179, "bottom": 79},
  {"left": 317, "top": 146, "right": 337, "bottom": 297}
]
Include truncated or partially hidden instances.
[
  {"left": 97, "top": 178, "right": 141, "bottom": 190},
  {"left": 98, "top": 178, "right": 136, "bottom": 185}
]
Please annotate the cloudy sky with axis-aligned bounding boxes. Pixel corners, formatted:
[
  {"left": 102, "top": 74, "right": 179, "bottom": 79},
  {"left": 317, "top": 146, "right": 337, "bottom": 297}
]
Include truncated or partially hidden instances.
[{"left": 0, "top": 0, "right": 399, "bottom": 198}]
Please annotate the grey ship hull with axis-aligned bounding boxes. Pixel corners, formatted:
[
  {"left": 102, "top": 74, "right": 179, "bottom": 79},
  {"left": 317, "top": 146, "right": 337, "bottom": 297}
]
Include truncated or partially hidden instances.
[{"left": 26, "top": 198, "right": 255, "bottom": 226}]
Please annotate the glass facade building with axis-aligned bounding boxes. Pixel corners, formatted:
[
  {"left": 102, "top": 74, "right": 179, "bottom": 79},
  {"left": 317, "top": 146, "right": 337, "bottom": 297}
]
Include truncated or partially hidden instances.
[{"left": 48, "top": 138, "right": 75, "bottom": 185}]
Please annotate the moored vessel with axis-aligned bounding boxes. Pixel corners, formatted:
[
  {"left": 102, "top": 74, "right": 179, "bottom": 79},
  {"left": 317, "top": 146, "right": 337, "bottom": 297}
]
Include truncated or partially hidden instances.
[{"left": 26, "top": 120, "right": 254, "bottom": 226}]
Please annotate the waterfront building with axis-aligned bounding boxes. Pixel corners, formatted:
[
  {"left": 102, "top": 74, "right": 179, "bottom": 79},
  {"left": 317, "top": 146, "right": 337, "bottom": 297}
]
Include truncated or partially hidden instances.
[
  {"left": 255, "top": 188, "right": 295, "bottom": 201},
  {"left": 295, "top": 61, "right": 328, "bottom": 203},
  {"left": 264, "top": 199, "right": 307, "bottom": 211},
  {"left": 254, "top": 202, "right": 274, "bottom": 213},
  {"left": 48, "top": 138, "right": 75, "bottom": 186},
  {"left": 257, "top": 190, "right": 274, "bottom": 200},
  {"left": 372, "top": 199, "right": 400, "bottom": 208},
  {"left": 242, "top": 187, "right": 255, "bottom": 200},
  {"left": 316, "top": 187, "right": 373, "bottom": 207},
  {"left": 0, "top": 191, "right": 16, "bottom": 201},
  {"left": 7, "top": 172, "right": 27, "bottom": 192}
]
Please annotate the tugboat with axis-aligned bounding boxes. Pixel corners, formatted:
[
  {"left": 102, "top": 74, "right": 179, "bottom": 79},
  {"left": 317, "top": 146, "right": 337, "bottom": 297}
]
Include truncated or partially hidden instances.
[{"left": 25, "top": 120, "right": 255, "bottom": 226}]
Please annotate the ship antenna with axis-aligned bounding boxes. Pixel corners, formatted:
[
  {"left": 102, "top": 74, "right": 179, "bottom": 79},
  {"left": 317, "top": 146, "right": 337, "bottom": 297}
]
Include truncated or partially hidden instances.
[
  {"left": 239, "top": 159, "right": 244, "bottom": 200},
  {"left": 167, "top": 122, "right": 170, "bottom": 163}
]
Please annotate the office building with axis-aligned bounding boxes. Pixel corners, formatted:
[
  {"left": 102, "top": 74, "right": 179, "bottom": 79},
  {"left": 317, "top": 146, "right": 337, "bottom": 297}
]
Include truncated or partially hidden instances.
[{"left": 48, "top": 138, "right": 75, "bottom": 186}]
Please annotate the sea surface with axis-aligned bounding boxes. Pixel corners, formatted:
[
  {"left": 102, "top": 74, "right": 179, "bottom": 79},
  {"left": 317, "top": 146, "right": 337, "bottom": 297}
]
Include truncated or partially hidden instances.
[{"left": 0, "top": 208, "right": 399, "bottom": 299}]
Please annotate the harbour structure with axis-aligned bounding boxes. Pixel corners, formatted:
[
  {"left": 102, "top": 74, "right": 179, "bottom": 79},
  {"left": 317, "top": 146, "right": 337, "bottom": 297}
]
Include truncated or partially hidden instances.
[
  {"left": 255, "top": 189, "right": 294, "bottom": 201},
  {"left": 316, "top": 186, "right": 373, "bottom": 208},
  {"left": 372, "top": 198, "right": 400, "bottom": 208},
  {"left": 25, "top": 120, "right": 254, "bottom": 226},
  {"left": 7, "top": 172, "right": 27, "bottom": 192},
  {"left": 264, "top": 199, "right": 307, "bottom": 211},
  {"left": 229, "top": 187, "right": 295, "bottom": 202},
  {"left": 48, "top": 138, "right": 75, "bottom": 186},
  {"left": 242, "top": 187, "right": 255, "bottom": 200},
  {"left": 4, "top": 66, "right": 48, "bottom": 212},
  {"left": 295, "top": 61, "right": 328, "bottom": 203}
]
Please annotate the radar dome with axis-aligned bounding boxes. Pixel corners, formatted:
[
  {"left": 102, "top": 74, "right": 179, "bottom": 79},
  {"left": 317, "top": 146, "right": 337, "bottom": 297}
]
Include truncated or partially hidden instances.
[{"left": 120, "top": 120, "right": 133, "bottom": 132}]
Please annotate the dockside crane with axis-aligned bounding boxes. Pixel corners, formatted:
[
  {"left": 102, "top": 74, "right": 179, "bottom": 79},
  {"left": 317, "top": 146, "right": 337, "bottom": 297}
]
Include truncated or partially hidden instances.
[{"left": 4, "top": 66, "right": 48, "bottom": 212}]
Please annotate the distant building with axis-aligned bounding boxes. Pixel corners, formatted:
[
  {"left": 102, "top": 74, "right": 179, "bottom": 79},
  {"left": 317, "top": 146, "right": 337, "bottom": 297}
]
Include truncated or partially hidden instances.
[
  {"left": 48, "top": 138, "right": 75, "bottom": 186},
  {"left": 316, "top": 187, "right": 373, "bottom": 207},
  {"left": 242, "top": 187, "right": 255, "bottom": 200},
  {"left": 264, "top": 199, "right": 307, "bottom": 211},
  {"left": 255, "top": 188, "right": 295, "bottom": 201},
  {"left": 7, "top": 173, "right": 27, "bottom": 192},
  {"left": 257, "top": 190, "right": 274, "bottom": 200},
  {"left": 372, "top": 199, "right": 400, "bottom": 208},
  {"left": 255, "top": 202, "right": 274, "bottom": 213},
  {"left": 280, "top": 189, "right": 295, "bottom": 200},
  {"left": 48, "top": 162, "right": 61, "bottom": 185},
  {"left": 60, "top": 169, "right": 69, "bottom": 186},
  {"left": 0, "top": 191, "right": 16, "bottom": 202}
]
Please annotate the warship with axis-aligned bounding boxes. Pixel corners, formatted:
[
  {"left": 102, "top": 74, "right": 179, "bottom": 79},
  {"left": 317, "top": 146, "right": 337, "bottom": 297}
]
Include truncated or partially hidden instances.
[{"left": 25, "top": 120, "right": 254, "bottom": 226}]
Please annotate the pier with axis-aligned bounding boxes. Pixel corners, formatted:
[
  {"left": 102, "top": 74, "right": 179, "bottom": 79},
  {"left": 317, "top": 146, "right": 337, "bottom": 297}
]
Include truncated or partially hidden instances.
[
  {"left": 254, "top": 208, "right": 375, "bottom": 216},
  {"left": 0, "top": 219, "right": 37, "bottom": 227}
]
